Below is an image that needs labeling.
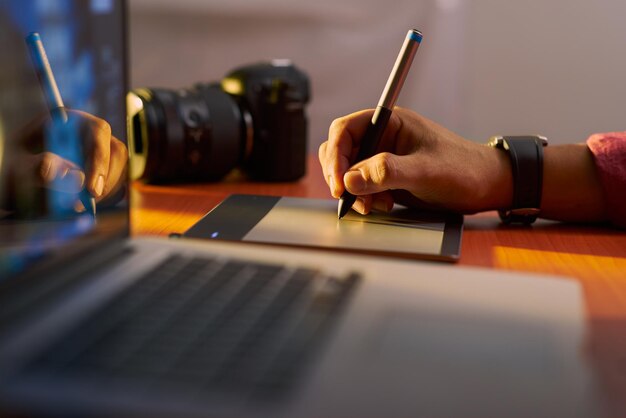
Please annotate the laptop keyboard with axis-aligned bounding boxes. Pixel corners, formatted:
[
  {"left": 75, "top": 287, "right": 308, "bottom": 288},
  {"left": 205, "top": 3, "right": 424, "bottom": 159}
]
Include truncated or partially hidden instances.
[{"left": 23, "top": 254, "right": 360, "bottom": 401}]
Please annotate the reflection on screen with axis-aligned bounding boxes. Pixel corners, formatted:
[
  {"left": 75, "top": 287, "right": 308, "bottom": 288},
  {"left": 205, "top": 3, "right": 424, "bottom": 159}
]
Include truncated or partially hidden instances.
[{"left": 0, "top": 0, "right": 128, "bottom": 279}]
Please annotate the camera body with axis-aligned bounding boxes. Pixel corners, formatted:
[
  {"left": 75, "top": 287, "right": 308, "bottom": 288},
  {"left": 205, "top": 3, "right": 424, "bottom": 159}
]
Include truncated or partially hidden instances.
[{"left": 127, "top": 60, "right": 310, "bottom": 183}]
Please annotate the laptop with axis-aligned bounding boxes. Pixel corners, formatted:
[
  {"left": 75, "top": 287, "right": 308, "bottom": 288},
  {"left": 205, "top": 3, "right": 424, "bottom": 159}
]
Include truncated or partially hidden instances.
[{"left": 0, "top": 1, "right": 601, "bottom": 417}]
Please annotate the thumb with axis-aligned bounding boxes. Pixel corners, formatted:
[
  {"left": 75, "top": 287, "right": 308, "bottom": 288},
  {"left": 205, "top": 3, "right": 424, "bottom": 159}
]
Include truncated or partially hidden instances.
[{"left": 343, "top": 152, "right": 414, "bottom": 195}]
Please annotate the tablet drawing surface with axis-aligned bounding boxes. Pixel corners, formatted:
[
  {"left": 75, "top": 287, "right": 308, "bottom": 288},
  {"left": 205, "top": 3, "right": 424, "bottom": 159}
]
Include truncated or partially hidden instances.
[{"left": 184, "top": 194, "right": 463, "bottom": 261}]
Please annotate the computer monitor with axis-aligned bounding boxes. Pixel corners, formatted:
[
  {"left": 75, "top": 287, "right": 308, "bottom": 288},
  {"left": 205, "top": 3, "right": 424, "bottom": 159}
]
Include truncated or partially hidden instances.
[{"left": 0, "top": 0, "right": 128, "bottom": 281}]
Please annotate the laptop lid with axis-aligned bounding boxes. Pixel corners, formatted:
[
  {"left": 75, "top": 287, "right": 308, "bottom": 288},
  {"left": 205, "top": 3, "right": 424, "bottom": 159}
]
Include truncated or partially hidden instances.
[{"left": 0, "top": 0, "right": 129, "bottom": 286}]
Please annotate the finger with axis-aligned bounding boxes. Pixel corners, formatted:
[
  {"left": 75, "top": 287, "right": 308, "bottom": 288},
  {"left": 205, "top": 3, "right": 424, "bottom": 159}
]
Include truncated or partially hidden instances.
[
  {"left": 391, "top": 189, "right": 436, "bottom": 210},
  {"left": 326, "top": 110, "right": 374, "bottom": 161},
  {"left": 343, "top": 152, "right": 419, "bottom": 195},
  {"left": 350, "top": 192, "right": 394, "bottom": 216},
  {"left": 39, "top": 151, "right": 59, "bottom": 184},
  {"left": 36, "top": 152, "right": 84, "bottom": 193},
  {"left": 371, "top": 191, "right": 394, "bottom": 212},
  {"left": 71, "top": 110, "right": 112, "bottom": 198},
  {"left": 319, "top": 140, "right": 344, "bottom": 198},
  {"left": 97, "top": 136, "right": 128, "bottom": 202},
  {"left": 318, "top": 141, "right": 330, "bottom": 186},
  {"left": 325, "top": 110, "right": 375, "bottom": 198},
  {"left": 352, "top": 195, "right": 373, "bottom": 215}
]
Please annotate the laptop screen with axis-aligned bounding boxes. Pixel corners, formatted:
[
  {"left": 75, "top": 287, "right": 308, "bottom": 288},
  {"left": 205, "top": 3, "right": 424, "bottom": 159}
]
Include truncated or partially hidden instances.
[{"left": 0, "top": 0, "right": 128, "bottom": 280}]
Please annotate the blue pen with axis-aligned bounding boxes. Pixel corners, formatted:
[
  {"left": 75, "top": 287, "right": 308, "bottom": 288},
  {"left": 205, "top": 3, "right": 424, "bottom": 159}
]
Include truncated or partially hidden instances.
[
  {"left": 25, "top": 32, "right": 97, "bottom": 217},
  {"left": 338, "top": 29, "right": 422, "bottom": 219}
]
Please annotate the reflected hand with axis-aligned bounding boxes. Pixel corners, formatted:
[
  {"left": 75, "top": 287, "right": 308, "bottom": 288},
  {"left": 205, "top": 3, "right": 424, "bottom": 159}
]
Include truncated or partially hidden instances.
[{"left": 25, "top": 109, "right": 128, "bottom": 205}]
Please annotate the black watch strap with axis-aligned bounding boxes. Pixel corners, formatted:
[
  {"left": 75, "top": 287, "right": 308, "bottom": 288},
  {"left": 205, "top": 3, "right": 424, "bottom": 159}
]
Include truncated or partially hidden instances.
[{"left": 488, "top": 135, "right": 548, "bottom": 225}]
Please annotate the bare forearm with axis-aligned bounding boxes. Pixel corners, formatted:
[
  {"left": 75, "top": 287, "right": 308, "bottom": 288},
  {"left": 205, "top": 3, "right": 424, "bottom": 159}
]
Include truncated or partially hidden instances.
[
  {"left": 540, "top": 144, "right": 606, "bottom": 222},
  {"left": 479, "top": 142, "right": 606, "bottom": 223}
]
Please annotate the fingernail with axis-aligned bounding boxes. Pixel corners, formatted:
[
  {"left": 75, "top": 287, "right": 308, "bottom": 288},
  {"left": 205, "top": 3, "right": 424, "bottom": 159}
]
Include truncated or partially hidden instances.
[
  {"left": 344, "top": 170, "right": 366, "bottom": 193},
  {"left": 94, "top": 175, "right": 105, "bottom": 197}
]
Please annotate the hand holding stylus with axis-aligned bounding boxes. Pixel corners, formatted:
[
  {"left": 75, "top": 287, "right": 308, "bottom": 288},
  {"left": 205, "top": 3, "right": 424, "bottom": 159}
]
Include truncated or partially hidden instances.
[
  {"left": 336, "top": 29, "right": 422, "bottom": 219},
  {"left": 24, "top": 32, "right": 127, "bottom": 213}
]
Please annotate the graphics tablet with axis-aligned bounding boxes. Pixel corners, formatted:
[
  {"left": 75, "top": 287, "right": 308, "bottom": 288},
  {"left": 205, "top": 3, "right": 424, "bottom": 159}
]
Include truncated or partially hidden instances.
[{"left": 183, "top": 194, "right": 463, "bottom": 262}]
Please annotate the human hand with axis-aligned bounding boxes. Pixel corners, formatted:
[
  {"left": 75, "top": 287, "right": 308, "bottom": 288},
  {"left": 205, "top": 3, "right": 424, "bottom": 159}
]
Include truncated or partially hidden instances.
[
  {"left": 319, "top": 107, "right": 513, "bottom": 215},
  {"left": 21, "top": 109, "right": 127, "bottom": 205}
]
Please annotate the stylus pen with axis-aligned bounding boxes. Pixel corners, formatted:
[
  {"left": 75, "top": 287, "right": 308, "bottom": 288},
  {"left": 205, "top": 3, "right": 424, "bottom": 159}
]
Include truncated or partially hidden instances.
[
  {"left": 25, "top": 32, "right": 97, "bottom": 217},
  {"left": 337, "top": 29, "right": 422, "bottom": 219}
]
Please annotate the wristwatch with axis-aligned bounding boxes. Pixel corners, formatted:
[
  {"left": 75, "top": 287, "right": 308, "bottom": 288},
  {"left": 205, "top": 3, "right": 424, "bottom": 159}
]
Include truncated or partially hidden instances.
[{"left": 487, "top": 135, "right": 548, "bottom": 225}]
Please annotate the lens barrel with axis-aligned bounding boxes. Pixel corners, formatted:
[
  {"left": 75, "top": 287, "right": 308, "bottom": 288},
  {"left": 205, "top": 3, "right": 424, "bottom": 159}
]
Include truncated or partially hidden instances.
[
  {"left": 127, "top": 62, "right": 309, "bottom": 183},
  {"left": 128, "top": 85, "right": 245, "bottom": 182}
]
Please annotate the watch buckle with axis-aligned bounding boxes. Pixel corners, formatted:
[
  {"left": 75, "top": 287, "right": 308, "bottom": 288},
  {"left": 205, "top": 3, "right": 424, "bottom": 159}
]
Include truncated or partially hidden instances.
[{"left": 506, "top": 208, "right": 541, "bottom": 217}]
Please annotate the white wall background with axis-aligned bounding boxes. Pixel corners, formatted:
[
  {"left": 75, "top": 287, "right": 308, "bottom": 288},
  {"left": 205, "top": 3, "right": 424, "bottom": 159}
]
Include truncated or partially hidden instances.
[{"left": 129, "top": 0, "right": 626, "bottom": 150}]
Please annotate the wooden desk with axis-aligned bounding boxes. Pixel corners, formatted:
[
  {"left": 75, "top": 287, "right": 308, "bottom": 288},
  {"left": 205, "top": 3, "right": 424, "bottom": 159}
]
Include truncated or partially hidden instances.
[{"left": 132, "top": 155, "right": 626, "bottom": 414}]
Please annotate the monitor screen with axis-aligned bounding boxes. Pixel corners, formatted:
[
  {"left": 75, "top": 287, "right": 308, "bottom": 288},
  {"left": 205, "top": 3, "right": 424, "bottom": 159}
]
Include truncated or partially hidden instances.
[{"left": 0, "top": 0, "right": 128, "bottom": 280}]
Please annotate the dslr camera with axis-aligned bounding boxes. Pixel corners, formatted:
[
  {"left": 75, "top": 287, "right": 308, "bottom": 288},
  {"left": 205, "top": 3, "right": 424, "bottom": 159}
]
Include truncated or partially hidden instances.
[{"left": 127, "top": 60, "right": 310, "bottom": 183}]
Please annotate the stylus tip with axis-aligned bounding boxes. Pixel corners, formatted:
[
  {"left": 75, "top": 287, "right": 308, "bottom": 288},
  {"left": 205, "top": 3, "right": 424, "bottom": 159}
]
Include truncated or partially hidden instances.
[{"left": 337, "top": 198, "right": 349, "bottom": 219}]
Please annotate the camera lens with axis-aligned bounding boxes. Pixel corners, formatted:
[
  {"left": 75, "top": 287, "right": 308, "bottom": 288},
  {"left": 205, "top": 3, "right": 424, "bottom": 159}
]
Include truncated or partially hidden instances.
[
  {"left": 127, "top": 62, "right": 309, "bottom": 184},
  {"left": 127, "top": 84, "right": 250, "bottom": 183}
]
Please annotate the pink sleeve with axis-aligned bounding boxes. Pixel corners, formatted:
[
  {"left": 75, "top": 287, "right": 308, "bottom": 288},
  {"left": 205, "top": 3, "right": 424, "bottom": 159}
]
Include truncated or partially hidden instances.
[{"left": 586, "top": 132, "right": 626, "bottom": 228}]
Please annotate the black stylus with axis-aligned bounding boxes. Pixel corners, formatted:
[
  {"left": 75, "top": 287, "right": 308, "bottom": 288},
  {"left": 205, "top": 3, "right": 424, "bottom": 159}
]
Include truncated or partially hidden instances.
[
  {"left": 338, "top": 29, "right": 422, "bottom": 219},
  {"left": 26, "top": 32, "right": 97, "bottom": 217}
]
